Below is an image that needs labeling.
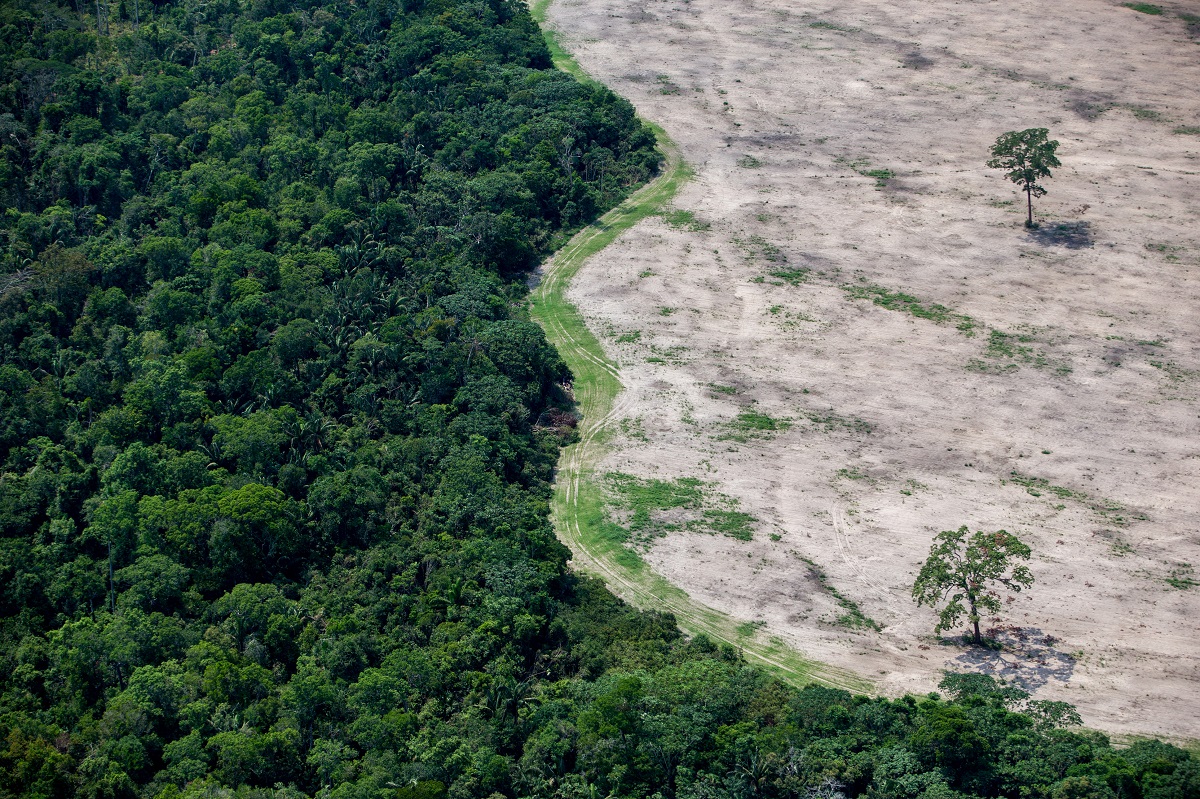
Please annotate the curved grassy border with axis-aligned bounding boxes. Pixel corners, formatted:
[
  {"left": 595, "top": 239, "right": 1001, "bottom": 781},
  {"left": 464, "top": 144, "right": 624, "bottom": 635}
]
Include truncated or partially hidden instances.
[{"left": 527, "top": 1, "right": 870, "bottom": 693}]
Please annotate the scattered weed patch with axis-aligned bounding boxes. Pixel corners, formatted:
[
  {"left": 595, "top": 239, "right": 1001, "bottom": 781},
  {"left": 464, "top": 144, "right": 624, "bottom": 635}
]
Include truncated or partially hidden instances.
[
  {"left": 735, "top": 234, "right": 787, "bottom": 263},
  {"left": 1006, "top": 471, "right": 1130, "bottom": 525},
  {"left": 616, "top": 330, "right": 642, "bottom": 343},
  {"left": 1144, "top": 242, "right": 1185, "bottom": 263},
  {"left": 737, "top": 154, "right": 763, "bottom": 168},
  {"left": 861, "top": 168, "right": 895, "bottom": 188},
  {"left": 719, "top": 410, "right": 793, "bottom": 442},
  {"left": 1149, "top": 360, "right": 1197, "bottom": 384},
  {"left": 618, "top": 417, "right": 649, "bottom": 443},
  {"left": 1166, "top": 563, "right": 1198, "bottom": 590},
  {"left": 800, "top": 556, "right": 882, "bottom": 631},
  {"left": 769, "top": 267, "right": 811, "bottom": 285},
  {"left": 1122, "top": 3, "right": 1163, "bottom": 14},
  {"left": 737, "top": 620, "right": 767, "bottom": 636},
  {"left": 661, "top": 209, "right": 712, "bottom": 231},
  {"left": 843, "top": 283, "right": 977, "bottom": 334},
  {"left": 699, "top": 509, "right": 757, "bottom": 541},
  {"left": 808, "top": 20, "right": 855, "bottom": 32},
  {"left": 987, "top": 330, "right": 1039, "bottom": 360},
  {"left": 969, "top": 329, "right": 1071, "bottom": 375},
  {"left": 804, "top": 410, "right": 874, "bottom": 435}
]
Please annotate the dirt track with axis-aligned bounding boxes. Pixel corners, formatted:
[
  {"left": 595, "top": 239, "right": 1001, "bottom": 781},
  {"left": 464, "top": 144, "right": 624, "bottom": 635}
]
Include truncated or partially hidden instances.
[{"left": 542, "top": 0, "right": 1200, "bottom": 739}]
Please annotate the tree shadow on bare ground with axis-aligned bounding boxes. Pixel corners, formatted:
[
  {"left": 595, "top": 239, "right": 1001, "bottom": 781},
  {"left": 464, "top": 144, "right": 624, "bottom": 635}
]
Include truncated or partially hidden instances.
[
  {"left": 947, "top": 625, "right": 1077, "bottom": 692},
  {"left": 1028, "top": 220, "right": 1094, "bottom": 249}
]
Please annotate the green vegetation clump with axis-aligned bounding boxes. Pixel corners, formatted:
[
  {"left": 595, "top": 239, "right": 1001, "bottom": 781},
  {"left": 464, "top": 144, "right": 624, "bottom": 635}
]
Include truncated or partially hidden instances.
[
  {"left": 1006, "top": 471, "right": 1128, "bottom": 524},
  {"left": 1122, "top": 2, "right": 1164, "bottom": 14},
  {"left": 700, "top": 508, "right": 757, "bottom": 541},
  {"left": 805, "top": 409, "right": 875, "bottom": 435},
  {"left": 735, "top": 233, "right": 786, "bottom": 263},
  {"left": 1132, "top": 107, "right": 1164, "bottom": 121},
  {"left": 844, "top": 283, "right": 978, "bottom": 334},
  {"left": 801, "top": 556, "right": 882, "bottom": 631},
  {"left": 1166, "top": 563, "right": 1198, "bottom": 590},
  {"left": 967, "top": 329, "right": 1071, "bottom": 376},
  {"left": 605, "top": 472, "right": 705, "bottom": 534},
  {"left": 604, "top": 472, "right": 756, "bottom": 542},
  {"left": 769, "top": 267, "right": 811, "bottom": 285},
  {"left": 660, "top": 209, "right": 712, "bottom": 231},
  {"left": 860, "top": 168, "right": 895, "bottom": 188},
  {"left": 718, "top": 410, "right": 793, "bottom": 442}
]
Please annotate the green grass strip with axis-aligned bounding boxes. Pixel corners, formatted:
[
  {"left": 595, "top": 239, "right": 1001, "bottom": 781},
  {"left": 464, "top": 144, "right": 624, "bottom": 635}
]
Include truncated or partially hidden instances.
[{"left": 527, "top": 2, "right": 869, "bottom": 693}]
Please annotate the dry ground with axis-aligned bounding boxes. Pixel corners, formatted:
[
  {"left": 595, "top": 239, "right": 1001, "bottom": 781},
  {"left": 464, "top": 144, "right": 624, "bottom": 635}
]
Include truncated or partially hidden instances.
[{"left": 542, "top": 0, "right": 1200, "bottom": 739}]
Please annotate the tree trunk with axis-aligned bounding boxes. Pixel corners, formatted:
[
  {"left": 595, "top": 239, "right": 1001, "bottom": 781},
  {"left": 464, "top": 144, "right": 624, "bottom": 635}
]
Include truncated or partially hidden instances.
[
  {"left": 1026, "top": 186, "right": 1034, "bottom": 227},
  {"left": 968, "top": 593, "right": 982, "bottom": 645}
]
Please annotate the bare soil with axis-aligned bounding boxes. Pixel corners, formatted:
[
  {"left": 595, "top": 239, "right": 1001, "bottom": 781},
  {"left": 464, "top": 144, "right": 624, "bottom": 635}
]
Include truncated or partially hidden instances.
[{"left": 543, "top": 0, "right": 1200, "bottom": 740}]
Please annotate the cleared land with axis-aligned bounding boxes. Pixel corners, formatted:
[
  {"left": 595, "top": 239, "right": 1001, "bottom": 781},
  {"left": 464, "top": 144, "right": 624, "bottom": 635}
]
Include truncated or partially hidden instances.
[{"left": 538, "top": 0, "right": 1200, "bottom": 740}]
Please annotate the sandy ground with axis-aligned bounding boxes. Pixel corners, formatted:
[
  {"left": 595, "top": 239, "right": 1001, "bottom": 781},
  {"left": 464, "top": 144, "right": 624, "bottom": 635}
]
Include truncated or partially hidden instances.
[{"left": 543, "top": 0, "right": 1200, "bottom": 739}]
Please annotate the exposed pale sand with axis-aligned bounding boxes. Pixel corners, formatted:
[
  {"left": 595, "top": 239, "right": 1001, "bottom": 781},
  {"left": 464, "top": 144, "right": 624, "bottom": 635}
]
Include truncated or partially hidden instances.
[{"left": 543, "top": 0, "right": 1200, "bottom": 739}]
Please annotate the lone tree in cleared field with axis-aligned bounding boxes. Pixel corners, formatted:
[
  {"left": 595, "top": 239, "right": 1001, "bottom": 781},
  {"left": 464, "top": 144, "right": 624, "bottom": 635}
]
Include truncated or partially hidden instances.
[
  {"left": 912, "top": 526, "right": 1034, "bottom": 646},
  {"left": 987, "top": 128, "right": 1061, "bottom": 228}
]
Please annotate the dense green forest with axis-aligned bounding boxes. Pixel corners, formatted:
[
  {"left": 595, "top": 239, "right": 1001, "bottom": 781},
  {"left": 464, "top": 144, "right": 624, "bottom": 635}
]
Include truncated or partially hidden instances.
[{"left": 0, "top": 0, "right": 1196, "bottom": 797}]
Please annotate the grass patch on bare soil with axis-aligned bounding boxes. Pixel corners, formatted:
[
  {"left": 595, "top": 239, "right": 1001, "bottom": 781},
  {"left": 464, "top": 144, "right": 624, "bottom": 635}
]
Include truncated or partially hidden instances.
[
  {"left": 843, "top": 283, "right": 978, "bottom": 335},
  {"left": 603, "top": 472, "right": 757, "bottom": 543},
  {"left": 660, "top": 209, "right": 712, "bottom": 232},
  {"left": 1005, "top": 470, "right": 1135, "bottom": 526},
  {"left": 735, "top": 234, "right": 787, "bottom": 263},
  {"left": 804, "top": 410, "right": 874, "bottom": 435},
  {"left": 718, "top": 410, "right": 793, "bottom": 442},
  {"left": 841, "top": 284, "right": 1072, "bottom": 376},
  {"left": 799, "top": 556, "right": 882, "bottom": 632},
  {"left": 860, "top": 168, "right": 895, "bottom": 189},
  {"left": 528, "top": 0, "right": 865, "bottom": 692},
  {"left": 768, "top": 267, "right": 811, "bottom": 285},
  {"left": 1165, "top": 563, "right": 1197, "bottom": 590}
]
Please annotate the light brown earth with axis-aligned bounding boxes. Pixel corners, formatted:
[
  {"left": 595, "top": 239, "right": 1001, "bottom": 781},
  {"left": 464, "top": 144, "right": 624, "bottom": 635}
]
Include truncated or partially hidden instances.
[{"left": 541, "top": 0, "right": 1200, "bottom": 740}]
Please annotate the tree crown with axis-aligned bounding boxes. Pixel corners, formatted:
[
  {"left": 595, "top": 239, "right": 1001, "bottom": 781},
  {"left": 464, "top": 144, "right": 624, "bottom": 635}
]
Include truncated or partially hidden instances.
[
  {"left": 987, "top": 128, "right": 1061, "bottom": 198},
  {"left": 912, "top": 526, "right": 1034, "bottom": 637}
]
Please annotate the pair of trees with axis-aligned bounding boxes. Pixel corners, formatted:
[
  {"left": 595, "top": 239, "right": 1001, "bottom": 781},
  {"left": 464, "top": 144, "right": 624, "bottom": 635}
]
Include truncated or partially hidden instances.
[{"left": 907, "top": 129, "right": 1061, "bottom": 643}]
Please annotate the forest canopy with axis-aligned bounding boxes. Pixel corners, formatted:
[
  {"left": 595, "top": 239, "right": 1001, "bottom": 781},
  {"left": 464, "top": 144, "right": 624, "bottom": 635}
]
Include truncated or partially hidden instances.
[{"left": 0, "top": 0, "right": 1196, "bottom": 798}]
